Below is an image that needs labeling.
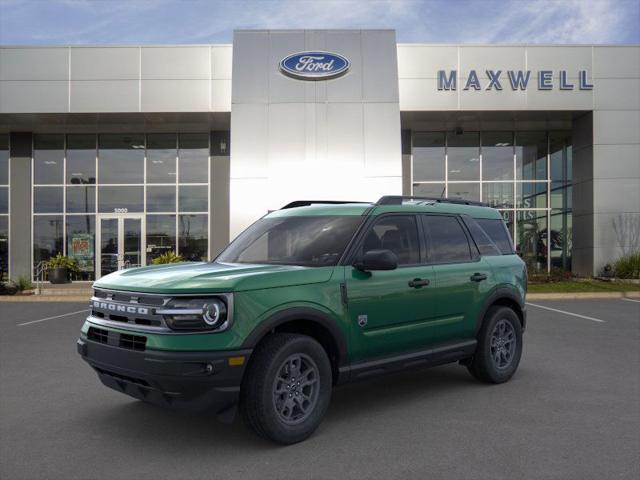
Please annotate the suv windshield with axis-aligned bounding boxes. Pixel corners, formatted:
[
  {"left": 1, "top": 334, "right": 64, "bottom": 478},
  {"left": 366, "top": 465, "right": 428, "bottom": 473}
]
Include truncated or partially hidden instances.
[{"left": 217, "top": 215, "right": 363, "bottom": 267}]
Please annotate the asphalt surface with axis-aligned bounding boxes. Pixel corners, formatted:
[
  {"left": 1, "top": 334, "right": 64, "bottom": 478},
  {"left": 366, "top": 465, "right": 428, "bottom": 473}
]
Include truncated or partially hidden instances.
[{"left": 0, "top": 298, "right": 638, "bottom": 480}]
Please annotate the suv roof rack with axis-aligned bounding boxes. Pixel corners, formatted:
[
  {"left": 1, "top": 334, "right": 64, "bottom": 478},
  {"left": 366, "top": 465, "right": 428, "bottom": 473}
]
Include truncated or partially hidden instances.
[
  {"left": 281, "top": 200, "right": 370, "bottom": 209},
  {"left": 376, "top": 195, "right": 488, "bottom": 207}
]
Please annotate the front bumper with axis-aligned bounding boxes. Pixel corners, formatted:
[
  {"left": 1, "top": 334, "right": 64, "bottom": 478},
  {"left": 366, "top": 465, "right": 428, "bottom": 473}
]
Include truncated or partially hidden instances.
[{"left": 77, "top": 336, "right": 251, "bottom": 416}]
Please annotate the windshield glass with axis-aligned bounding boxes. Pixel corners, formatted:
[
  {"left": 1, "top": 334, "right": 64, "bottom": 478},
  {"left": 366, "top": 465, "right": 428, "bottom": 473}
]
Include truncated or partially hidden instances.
[{"left": 217, "top": 215, "right": 363, "bottom": 267}]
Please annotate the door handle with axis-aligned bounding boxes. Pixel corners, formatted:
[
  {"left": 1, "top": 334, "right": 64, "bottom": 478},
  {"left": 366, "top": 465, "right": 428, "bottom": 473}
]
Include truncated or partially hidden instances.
[
  {"left": 408, "top": 278, "right": 430, "bottom": 288},
  {"left": 470, "top": 273, "right": 487, "bottom": 282}
]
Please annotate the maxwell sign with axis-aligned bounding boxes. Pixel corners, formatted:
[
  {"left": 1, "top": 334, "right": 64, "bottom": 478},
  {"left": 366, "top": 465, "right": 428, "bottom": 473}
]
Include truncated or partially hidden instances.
[
  {"left": 437, "top": 69, "right": 593, "bottom": 91},
  {"left": 279, "top": 52, "right": 350, "bottom": 80}
]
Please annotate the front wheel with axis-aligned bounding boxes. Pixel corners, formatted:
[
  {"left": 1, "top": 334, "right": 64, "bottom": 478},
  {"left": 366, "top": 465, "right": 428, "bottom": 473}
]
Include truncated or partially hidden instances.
[
  {"left": 467, "top": 306, "right": 523, "bottom": 384},
  {"left": 240, "top": 333, "right": 332, "bottom": 444}
]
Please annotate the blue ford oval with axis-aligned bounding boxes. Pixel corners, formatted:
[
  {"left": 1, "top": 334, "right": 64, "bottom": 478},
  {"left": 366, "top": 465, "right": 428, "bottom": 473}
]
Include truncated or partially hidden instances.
[{"left": 279, "top": 51, "right": 350, "bottom": 80}]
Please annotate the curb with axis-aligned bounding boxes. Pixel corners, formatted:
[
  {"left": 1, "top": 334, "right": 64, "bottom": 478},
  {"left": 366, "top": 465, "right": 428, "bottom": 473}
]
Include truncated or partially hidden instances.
[{"left": 527, "top": 291, "right": 640, "bottom": 300}]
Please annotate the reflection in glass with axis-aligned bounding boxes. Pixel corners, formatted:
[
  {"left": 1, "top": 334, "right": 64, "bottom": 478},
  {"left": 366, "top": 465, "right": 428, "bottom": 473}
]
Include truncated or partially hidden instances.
[
  {"left": 147, "top": 134, "right": 177, "bottom": 184},
  {"left": 147, "top": 185, "right": 176, "bottom": 212},
  {"left": 0, "top": 134, "right": 8, "bottom": 185},
  {"left": 448, "top": 132, "right": 479, "bottom": 181},
  {"left": 98, "top": 186, "right": 143, "bottom": 213},
  {"left": 98, "top": 134, "right": 144, "bottom": 184},
  {"left": 179, "top": 214, "right": 208, "bottom": 261},
  {"left": 179, "top": 185, "right": 208, "bottom": 212},
  {"left": 448, "top": 183, "right": 480, "bottom": 201},
  {"left": 550, "top": 209, "right": 572, "bottom": 271},
  {"left": 412, "top": 183, "right": 446, "bottom": 198},
  {"left": 0, "top": 187, "right": 7, "bottom": 214},
  {"left": 0, "top": 216, "right": 7, "bottom": 279},
  {"left": 66, "top": 134, "right": 96, "bottom": 184},
  {"left": 550, "top": 131, "right": 572, "bottom": 183},
  {"left": 34, "top": 186, "right": 64, "bottom": 213},
  {"left": 516, "top": 132, "right": 547, "bottom": 181},
  {"left": 483, "top": 182, "right": 514, "bottom": 208},
  {"left": 33, "top": 215, "right": 64, "bottom": 274},
  {"left": 550, "top": 182, "right": 571, "bottom": 210},
  {"left": 146, "top": 214, "right": 176, "bottom": 264},
  {"left": 34, "top": 134, "right": 64, "bottom": 185},
  {"left": 66, "top": 186, "right": 96, "bottom": 213},
  {"left": 123, "top": 218, "right": 142, "bottom": 268},
  {"left": 517, "top": 182, "right": 547, "bottom": 209},
  {"left": 517, "top": 210, "right": 548, "bottom": 273},
  {"left": 100, "top": 218, "right": 118, "bottom": 276},
  {"left": 413, "top": 133, "right": 445, "bottom": 181},
  {"left": 500, "top": 210, "right": 515, "bottom": 239},
  {"left": 66, "top": 215, "right": 95, "bottom": 280},
  {"left": 178, "top": 133, "right": 208, "bottom": 183},
  {"left": 482, "top": 132, "right": 514, "bottom": 181}
]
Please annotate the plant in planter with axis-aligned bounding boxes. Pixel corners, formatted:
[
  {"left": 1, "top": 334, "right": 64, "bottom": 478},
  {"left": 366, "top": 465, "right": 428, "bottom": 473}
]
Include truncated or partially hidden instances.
[
  {"left": 152, "top": 251, "right": 184, "bottom": 265},
  {"left": 47, "top": 254, "right": 79, "bottom": 284}
]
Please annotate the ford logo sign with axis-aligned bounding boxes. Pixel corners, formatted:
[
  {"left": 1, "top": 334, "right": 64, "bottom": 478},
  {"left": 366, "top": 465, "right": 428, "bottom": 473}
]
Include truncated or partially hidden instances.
[{"left": 279, "top": 51, "right": 350, "bottom": 81}]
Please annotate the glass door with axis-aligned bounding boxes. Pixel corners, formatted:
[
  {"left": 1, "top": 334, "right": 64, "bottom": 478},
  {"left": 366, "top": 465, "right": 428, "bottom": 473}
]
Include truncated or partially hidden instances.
[{"left": 98, "top": 215, "right": 144, "bottom": 278}]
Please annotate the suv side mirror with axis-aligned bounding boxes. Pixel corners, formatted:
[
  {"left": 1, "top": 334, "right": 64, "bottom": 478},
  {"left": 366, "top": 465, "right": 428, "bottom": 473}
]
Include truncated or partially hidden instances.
[{"left": 354, "top": 249, "right": 398, "bottom": 272}]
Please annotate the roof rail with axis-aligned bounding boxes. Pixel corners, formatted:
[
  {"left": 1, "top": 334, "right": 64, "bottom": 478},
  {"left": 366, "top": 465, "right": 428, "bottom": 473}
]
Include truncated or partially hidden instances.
[
  {"left": 281, "top": 200, "right": 369, "bottom": 209},
  {"left": 376, "top": 195, "right": 488, "bottom": 207}
]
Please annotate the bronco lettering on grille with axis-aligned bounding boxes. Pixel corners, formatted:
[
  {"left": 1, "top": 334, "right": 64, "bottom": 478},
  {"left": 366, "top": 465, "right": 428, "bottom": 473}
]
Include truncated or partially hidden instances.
[{"left": 92, "top": 300, "right": 149, "bottom": 315}]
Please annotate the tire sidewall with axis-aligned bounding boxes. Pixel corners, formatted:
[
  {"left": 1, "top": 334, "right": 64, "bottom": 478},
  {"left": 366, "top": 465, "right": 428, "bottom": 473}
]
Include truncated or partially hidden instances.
[
  {"left": 479, "top": 307, "right": 523, "bottom": 383},
  {"left": 258, "top": 336, "right": 332, "bottom": 443}
]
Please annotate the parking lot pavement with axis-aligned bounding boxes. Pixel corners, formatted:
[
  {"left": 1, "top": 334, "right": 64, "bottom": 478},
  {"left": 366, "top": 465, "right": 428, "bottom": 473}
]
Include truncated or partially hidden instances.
[{"left": 1, "top": 299, "right": 638, "bottom": 480}]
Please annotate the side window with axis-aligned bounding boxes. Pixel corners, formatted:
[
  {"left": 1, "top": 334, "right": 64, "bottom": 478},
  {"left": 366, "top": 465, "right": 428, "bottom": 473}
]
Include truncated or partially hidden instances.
[
  {"left": 476, "top": 218, "right": 514, "bottom": 254},
  {"left": 423, "top": 215, "right": 472, "bottom": 263},
  {"left": 360, "top": 216, "right": 420, "bottom": 265},
  {"left": 463, "top": 217, "right": 502, "bottom": 256}
]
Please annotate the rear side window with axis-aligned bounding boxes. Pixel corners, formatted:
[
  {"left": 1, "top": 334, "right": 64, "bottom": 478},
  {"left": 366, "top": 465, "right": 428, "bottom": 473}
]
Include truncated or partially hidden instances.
[
  {"left": 476, "top": 218, "right": 514, "bottom": 254},
  {"left": 463, "top": 217, "right": 502, "bottom": 256},
  {"left": 423, "top": 215, "right": 472, "bottom": 263},
  {"left": 359, "top": 215, "right": 420, "bottom": 265}
]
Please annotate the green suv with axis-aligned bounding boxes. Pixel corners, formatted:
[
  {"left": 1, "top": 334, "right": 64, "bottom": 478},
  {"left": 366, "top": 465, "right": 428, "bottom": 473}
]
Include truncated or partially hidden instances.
[{"left": 78, "top": 196, "right": 527, "bottom": 444}]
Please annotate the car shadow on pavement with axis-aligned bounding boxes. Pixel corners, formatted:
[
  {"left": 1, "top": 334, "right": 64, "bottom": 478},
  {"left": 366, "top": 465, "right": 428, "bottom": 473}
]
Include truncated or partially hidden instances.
[{"left": 77, "top": 363, "right": 482, "bottom": 449}]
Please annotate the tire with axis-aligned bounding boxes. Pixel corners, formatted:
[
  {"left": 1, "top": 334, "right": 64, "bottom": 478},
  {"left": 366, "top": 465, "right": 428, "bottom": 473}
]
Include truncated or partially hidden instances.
[
  {"left": 240, "top": 333, "right": 332, "bottom": 444},
  {"left": 467, "top": 306, "right": 523, "bottom": 384}
]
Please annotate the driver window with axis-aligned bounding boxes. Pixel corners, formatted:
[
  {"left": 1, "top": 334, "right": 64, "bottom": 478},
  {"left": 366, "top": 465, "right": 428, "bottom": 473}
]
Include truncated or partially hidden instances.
[{"left": 360, "top": 216, "right": 420, "bottom": 265}]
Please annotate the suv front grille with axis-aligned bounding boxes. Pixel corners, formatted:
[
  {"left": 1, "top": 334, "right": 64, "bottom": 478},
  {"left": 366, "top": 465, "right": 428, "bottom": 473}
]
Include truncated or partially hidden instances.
[
  {"left": 119, "top": 333, "right": 146, "bottom": 351},
  {"left": 87, "top": 326, "right": 108, "bottom": 344},
  {"left": 86, "top": 326, "right": 147, "bottom": 352},
  {"left": 90, "top": 288, "right": 170, "bottom": 332}
]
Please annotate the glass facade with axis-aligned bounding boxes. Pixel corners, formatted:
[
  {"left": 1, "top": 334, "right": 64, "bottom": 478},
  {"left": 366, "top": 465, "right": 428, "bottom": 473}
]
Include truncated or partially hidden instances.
[
  {"left": 32, "top": 133, "right": 210, "bottom": 280},
  {"left": 0, "top": 135, "right": 8, "bottom": 279},
  {"left": 412, "top": 131, "right": 572, "bottom": 273}
]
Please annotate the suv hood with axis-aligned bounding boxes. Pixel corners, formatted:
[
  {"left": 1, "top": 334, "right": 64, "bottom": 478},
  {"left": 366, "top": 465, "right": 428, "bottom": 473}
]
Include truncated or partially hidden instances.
[{"left": 93, "top": 262, "right": 335, "bottom": 294}]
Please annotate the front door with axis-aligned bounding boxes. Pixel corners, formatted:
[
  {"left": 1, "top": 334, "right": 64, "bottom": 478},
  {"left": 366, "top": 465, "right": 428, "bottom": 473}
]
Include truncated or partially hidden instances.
[
  {"left": 97, "top": 215, "right": 144, "bottom": 278},
  {"left": 345, "top": 214, "right": 436, "bottom": 361}
]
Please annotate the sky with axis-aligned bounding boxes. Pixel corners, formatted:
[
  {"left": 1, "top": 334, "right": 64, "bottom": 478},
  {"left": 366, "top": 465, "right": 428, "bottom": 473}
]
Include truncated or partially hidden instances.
[{"left": 0, "top": 0, "right": 638, "bottom": 45}]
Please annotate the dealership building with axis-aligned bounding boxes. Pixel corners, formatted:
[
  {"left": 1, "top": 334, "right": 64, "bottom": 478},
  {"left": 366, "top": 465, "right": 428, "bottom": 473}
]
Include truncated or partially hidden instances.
[{"left": 0, "top": 30, "right": 638, "bottom": 281}]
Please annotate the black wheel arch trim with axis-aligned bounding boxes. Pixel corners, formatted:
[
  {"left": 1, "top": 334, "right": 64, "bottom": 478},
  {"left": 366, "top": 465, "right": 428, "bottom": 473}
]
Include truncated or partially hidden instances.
[
  {"left": 241, "top": 307, "right": 348, "bottom": 367},
  {"left": 476, "top": 287, "right": 526, "bottom": 334}
]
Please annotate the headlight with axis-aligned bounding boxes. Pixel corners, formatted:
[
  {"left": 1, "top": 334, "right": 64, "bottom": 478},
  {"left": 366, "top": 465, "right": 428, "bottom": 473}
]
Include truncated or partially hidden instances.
[{"left": 157, "top": 297, "right": 229, "bottom": 332}]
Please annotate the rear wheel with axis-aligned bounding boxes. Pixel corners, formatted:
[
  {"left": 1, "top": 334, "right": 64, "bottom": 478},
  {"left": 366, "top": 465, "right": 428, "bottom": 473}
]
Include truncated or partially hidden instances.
[
  {"left": 240, "top": 333, "right": 332, "bottom": 444},
  {"left": 467, "top": 306, "right": 523, "bottom": 384}
]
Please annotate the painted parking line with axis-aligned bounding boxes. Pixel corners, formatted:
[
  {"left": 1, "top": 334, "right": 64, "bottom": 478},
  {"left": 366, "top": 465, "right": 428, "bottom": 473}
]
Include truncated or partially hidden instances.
[
  {"left": 621, "top": 298, "right": 640, "bottom": 304},
  {"left": 526, "top": 302, "right": 605, "bottom": 323},
  {"left": 17, "top": 309, "right": 89, "bottom": 327}
]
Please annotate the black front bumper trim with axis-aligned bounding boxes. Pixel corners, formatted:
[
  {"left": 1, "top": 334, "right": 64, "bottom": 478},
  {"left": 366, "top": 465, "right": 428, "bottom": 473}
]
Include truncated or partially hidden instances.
[{"left": 77, "top": 337, "right": 251, "bottom": 416}]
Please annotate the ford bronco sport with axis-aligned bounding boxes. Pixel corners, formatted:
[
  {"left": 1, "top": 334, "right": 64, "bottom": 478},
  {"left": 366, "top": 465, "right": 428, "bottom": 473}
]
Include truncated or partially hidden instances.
[{"left": 78, "top": 196, "right": 527, "bottom": 444}]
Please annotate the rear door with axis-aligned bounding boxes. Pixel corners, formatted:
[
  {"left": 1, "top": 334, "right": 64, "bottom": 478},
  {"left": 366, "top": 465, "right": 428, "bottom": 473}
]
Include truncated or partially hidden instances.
[
  {"left": 421, "top": 214, "right": 493, "bottom": 341},
  {"left": 345, "top": 214, "right": 436, "bottom": 361}
]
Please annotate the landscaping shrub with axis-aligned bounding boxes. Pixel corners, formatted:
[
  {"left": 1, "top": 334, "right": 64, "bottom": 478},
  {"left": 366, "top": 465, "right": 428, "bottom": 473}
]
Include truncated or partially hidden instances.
[
  {"left": 152, "top": 251, "right": 184, "bottom": 265},
  {"left": 613, "top": 251, "right": 640, "bottom": 279}
]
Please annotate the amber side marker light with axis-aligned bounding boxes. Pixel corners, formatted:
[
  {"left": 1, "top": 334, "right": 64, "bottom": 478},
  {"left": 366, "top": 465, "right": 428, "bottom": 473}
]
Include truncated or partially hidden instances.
[{"left": 228, "top": 356, "right": 246, "bottom": 366}]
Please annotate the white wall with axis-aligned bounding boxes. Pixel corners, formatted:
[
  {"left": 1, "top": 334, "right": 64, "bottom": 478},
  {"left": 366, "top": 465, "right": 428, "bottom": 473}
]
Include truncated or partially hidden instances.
[{"left": 229, "top": 30, "right": 402, "bottom": 237}]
